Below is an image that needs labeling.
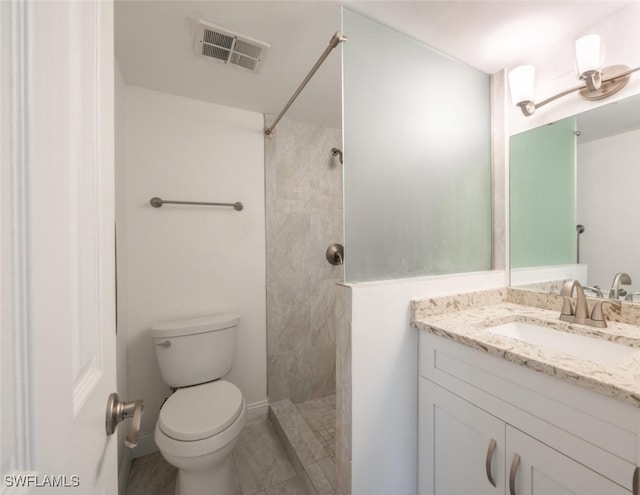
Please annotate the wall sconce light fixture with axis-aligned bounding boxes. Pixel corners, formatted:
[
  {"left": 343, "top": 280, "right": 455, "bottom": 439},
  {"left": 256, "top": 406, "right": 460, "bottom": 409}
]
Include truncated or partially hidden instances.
[{"left": 509, "top": 34, "right": 640, "bottom": 116}]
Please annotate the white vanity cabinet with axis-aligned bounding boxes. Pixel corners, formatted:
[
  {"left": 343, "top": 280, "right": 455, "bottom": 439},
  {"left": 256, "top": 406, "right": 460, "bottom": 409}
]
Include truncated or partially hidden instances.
[
  {"left": 418, "top": 331, "right": 640, "bottom": 495},
  {"left": 506, "top": 426, "right": 628, "bottom": 495},
  {"left": 420, "top": 379, "right": 505, "bottom": 494}
]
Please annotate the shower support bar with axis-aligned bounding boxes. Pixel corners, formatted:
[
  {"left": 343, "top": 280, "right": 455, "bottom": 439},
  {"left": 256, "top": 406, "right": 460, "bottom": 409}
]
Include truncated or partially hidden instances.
[
  {"left": 264, "top": 31, "right": 348, "bottom": 136},
  {"left": 150, "top": 197, "right": 244, "bottom": 211}
]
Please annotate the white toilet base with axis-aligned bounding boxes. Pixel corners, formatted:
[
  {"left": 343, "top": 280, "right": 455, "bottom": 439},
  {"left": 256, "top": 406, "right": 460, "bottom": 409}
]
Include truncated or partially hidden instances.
[
  {"left": 174, "top": 449, "right": 235, "bottom": 495},
  {"left": 154, "top": 387, "right": 246, "bottom": 495},
  {"left": 157, "top": 404, "right": 246, "bottom": 495}
]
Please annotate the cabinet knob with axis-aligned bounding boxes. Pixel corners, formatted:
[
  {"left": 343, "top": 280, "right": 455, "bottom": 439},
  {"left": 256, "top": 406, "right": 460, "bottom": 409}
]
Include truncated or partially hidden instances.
[
  {"left": 485, "top": 438, "right": 497, "bottom": 487},
  {"left": 509, "top": 453, "right": 521, "bottom": 495}
]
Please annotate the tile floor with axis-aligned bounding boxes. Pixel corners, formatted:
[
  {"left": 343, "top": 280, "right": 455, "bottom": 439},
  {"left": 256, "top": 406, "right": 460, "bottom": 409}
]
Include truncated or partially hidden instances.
[
  {"left": 296, "top": 395, "right": 336, "bottom": 459},
  {"left": 125, "top": 421, "right": 307, "bottom": 495},
  {"left": 270, "top": 394, "right": 337, "bottom": 494}
]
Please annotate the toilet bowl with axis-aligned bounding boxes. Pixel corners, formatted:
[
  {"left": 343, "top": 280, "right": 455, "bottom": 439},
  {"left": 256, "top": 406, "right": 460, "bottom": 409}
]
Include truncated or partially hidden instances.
[
  {"left": 155, "top": 380, "right": 246, "bottom": 495},
  {"left": 150, "top": 314, "right": 245, "bottom": 495}
]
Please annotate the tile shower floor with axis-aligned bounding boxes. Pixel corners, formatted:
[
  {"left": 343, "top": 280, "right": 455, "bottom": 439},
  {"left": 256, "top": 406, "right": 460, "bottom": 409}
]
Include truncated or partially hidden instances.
[
  {"left": 296, "top": 395, "right": 336, "bottom": 459},
  {"left": 270, "top": 394, "right": 337, "bottom": 495},
  {"left": 125, "top": 421, "right": 307, "bottom": 495}
]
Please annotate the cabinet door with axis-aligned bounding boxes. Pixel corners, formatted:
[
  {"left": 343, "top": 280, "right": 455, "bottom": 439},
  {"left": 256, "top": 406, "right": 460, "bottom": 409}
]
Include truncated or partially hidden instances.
[
  {"left": 506, "top": 426, "right": 630, "bottom": 495},
  {"left": 419, "top": 379, "right": 505, "bottom": 495}
]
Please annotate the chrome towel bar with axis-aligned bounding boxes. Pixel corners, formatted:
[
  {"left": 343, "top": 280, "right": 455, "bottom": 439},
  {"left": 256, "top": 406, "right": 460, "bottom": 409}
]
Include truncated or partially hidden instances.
[{"left": 149, "top": 197, "right": 243, "bottom": 211}]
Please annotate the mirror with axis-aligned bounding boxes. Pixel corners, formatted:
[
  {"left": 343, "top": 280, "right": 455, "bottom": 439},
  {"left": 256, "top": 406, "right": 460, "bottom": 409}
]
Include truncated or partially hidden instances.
[{"left": 509, "top": 92, "right": 640, "bottom": 302}]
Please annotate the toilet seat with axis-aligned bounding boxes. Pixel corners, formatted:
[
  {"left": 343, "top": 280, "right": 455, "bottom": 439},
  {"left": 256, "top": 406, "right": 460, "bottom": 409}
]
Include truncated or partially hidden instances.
[
  {"left": 155, "top": 396, "right": 246, "bottom": 460},
  {"left": 158, "top": 380, "right": 243, "bottom": 441}
]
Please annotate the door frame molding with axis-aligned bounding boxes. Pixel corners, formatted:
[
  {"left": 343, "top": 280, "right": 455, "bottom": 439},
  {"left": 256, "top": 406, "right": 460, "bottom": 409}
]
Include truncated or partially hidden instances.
[{"left": 1, "top": 0, "right": 34, "bottom": 481}]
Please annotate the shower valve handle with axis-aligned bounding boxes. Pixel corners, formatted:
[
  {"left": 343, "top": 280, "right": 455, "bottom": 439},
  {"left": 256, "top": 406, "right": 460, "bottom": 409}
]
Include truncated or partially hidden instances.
[{"left": 326, "top": 243, "right": 344, "bottom": 265}]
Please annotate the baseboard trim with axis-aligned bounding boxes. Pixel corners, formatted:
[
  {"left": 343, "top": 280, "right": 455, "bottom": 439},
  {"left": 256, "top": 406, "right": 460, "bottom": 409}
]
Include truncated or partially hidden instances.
[
  {"left": 131, "top": 430, "right": 157, "bottom": 459},
  {"left": 118, "top": 447, "right": 133, "bottom": 495},
  {"left": 247, "top": 399, "right": 269, "bottom": 424}
]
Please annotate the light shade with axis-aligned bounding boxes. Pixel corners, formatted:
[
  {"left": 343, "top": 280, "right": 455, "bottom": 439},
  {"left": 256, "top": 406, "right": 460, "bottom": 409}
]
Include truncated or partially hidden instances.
[
  {"left": 575, "top": 34, "right": 601, "bottom": 75},
  {"left": 508, "top": 65, "right": 535, "bottom": 105}
]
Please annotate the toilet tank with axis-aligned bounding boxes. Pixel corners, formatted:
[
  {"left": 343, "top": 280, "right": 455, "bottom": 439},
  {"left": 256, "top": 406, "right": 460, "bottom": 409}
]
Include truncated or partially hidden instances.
[{"left": 150, "top": 313, "right": 239, "bottom": 388}]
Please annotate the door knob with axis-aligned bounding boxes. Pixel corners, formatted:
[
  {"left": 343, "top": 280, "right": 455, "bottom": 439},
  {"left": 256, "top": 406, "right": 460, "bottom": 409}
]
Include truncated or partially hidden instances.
[{"left": 105, "top": 392, "right": 144, "bottom": 449}]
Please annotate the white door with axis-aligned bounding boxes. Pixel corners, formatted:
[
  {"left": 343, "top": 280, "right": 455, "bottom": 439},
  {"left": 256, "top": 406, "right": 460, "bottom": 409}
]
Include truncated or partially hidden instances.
[{"left": 1, "top": 1, "right": 119, "bottom": 494}]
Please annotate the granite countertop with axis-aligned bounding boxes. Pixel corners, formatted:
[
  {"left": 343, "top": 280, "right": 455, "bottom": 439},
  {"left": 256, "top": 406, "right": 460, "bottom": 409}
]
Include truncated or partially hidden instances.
[{"left": 412, "top": 301, "right": 640, "bottom": 407}]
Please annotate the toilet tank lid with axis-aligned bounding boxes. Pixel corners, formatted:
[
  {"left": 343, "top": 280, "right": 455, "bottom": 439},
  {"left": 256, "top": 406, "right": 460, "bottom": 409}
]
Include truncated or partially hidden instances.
[{"left": 150, "top": 313, "right": 240, "bottom": 338}]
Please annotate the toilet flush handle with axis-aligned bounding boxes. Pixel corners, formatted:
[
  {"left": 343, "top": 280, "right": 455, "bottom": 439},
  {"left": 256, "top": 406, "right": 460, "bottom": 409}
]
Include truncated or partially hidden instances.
[{"left": 105, "top": 393, "right": 144, "bottom": 449}]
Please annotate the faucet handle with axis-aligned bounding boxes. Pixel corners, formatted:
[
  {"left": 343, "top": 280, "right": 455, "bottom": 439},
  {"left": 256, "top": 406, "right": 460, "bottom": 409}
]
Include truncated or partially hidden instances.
[
  {"left": 590, "top": 300, "right": 621, "bottom": 328},
  {"left": 625, "top": 292, "right": 640, "bottom": 302},
  {"left": 559, "top": 296, "right": 575, "bottom": 322}
]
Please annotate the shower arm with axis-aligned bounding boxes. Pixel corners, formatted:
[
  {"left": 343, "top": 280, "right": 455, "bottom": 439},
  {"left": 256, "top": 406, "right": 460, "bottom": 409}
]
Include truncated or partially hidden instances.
[{"left": 265, "top": 32, "right": 348, "bottom": 136}]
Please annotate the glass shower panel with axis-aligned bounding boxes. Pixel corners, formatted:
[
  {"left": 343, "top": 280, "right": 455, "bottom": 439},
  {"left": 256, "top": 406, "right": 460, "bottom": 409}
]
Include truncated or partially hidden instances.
[
  {"left": 342, "top": 9, "right": 492, "bottom": 282},
  {"left": 510, "top": 117, "right": 577, "bottom": 269}
]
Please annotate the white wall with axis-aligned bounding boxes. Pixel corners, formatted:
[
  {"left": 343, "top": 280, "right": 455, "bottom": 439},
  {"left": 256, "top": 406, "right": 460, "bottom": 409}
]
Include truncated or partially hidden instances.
[
  {"left": 350, "top": 270, "right": 507, "bottom": 495},
  {"left": 507, "top": 3, "right": 640, "bottom": 136},
  {"left": 577, "top": 128, "right": 640, "bottom": 293},
  {"left": 117, "top": 86, "right": 266, "bottom": 455}
]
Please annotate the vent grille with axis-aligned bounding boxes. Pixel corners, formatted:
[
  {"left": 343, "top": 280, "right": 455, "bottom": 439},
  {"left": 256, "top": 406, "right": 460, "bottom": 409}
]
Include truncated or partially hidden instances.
[
  {"left": 230, "top": 53, "right": 258, "bottom": 71},
  {"left": 233, "top": 39, "right": 263, "bottom": 59},
  {"left": 202, "top": 44, "right": 230, "bottom": 62},
  {"left": 194, "top": 21, "right": 269, "bottom": 72},
  {"left": 203, "top": 29, "right": 233, "bottom": 49}
]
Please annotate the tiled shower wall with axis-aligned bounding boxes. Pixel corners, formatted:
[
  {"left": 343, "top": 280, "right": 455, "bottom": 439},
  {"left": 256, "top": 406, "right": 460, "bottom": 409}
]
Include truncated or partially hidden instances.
[{"left": 265, "top": 116, "right": 343, "bottom": 403}]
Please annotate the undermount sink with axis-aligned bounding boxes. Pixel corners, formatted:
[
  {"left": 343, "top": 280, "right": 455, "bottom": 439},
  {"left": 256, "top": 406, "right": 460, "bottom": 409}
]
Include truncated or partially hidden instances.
[{"left": 486, "top": 321, "right": 636, "bottom": 366}]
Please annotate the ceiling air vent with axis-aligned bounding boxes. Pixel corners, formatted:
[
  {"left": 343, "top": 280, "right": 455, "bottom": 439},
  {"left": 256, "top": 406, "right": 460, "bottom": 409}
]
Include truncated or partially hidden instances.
[{"left": 194, "top": 20, "right": 269, "bottom": 72}]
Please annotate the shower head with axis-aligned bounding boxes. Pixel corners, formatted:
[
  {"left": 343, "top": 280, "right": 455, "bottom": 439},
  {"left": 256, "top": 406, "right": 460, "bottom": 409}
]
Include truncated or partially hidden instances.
[{"left": 331, "top": 147, "right": 343, "bottom": 165}]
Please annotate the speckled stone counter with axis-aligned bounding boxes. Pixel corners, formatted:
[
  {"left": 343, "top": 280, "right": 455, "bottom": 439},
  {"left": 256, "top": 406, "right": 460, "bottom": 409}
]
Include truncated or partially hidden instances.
[{"left": 411, "top": 288, "right": 640, "bottom": 408}]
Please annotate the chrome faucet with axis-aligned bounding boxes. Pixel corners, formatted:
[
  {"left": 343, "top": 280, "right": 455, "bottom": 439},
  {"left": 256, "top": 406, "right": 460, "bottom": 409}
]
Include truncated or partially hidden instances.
[
  {"left": 560, "top": 280, "right": 589, "bottom": 324},
  {"left": 560, "top": 279, "right": 619, "bottom": 328},
  {"left": 609, "top": 272, "right": 632, "bottom": 299}
]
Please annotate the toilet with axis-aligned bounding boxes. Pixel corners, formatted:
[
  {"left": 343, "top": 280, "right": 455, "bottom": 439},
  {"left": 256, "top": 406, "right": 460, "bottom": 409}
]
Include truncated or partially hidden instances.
[{"left": 151, "top": 313, "right": 246, "bottom": 495}]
